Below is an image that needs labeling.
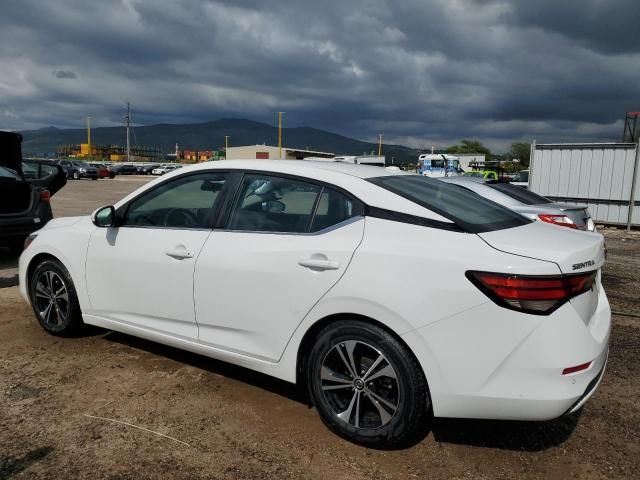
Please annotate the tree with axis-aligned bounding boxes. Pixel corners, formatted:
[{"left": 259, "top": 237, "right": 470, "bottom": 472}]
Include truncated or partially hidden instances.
[
  {"left": 446, "top": 139, "right": 491, "bottom": 157},
  {"left": 509, "top": 142, "right": 531, "bottom": 166}
]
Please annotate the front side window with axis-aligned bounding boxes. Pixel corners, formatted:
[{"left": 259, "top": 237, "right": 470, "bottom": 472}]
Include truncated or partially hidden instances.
[
  {"left": 123, "top": 173, "right": 227, "bottom": 229},
  {"left": 368, "top": 175, "right": 531, "bottom": 233},
  {"left": 228, "top": 174, "right": 321, "bottom": 233}
]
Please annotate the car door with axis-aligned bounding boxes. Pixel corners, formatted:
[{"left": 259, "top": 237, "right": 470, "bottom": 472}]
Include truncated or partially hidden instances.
[
  {"left": 85, "top": 171, "right": 229, "bottom": 339},
  {"left": 194, "top": 172, "right": 365, "bottom": 362}
]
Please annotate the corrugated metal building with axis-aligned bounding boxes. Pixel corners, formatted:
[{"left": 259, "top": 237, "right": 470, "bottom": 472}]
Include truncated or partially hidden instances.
[{"left": 530, "top": 142, "right": 640, "bottom": 228}]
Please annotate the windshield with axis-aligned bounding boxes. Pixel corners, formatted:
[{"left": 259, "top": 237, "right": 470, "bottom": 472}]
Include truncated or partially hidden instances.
[
  {"left": 73, "top": 161, "right": 89, "bottom": 167},
  {"left": 489, "top": 182, "right": 552, "bottom": 205},
  {"left": 368, "top": 175, "right": 531, "bottom": 233}
]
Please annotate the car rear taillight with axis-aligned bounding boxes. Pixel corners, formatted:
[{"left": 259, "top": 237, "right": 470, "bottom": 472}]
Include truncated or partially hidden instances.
[
  {"left": 538, "top": 214, "right": 577, "bottom": 229},
  {"left": 466, "top": 271, "right": 597, "bottom": 315},
  {"left": 39, "top": 190, "right": 51, "bottom": 202}
]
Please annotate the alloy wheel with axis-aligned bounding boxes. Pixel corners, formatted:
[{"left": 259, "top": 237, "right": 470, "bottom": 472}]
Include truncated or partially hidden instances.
[
  {"left": 33, "top": 270, "right": 69, "bottom": 329},
  {"left": 320, "top": 340, "right": 400, "bottom": 429}
]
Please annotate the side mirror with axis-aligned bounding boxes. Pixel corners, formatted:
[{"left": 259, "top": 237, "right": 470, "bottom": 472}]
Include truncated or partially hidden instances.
[{"left": 92, "top": 205, "right": 116, "bottom": 227}]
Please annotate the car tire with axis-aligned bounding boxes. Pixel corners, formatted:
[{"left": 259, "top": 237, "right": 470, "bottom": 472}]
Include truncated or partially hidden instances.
[
  {"left": 29, "top": 258, "right": 83, "bottom": 336},
  {"left": 72, "top": 171, "right": 79, "bottom": 180},
  {"left": 306, "top": 320, "right": 430, "bottom": 447}
]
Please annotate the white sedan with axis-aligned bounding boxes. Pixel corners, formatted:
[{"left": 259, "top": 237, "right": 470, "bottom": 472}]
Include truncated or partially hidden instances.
[{"left": 19, "top": 160, "right": 610, "bottom": 447}]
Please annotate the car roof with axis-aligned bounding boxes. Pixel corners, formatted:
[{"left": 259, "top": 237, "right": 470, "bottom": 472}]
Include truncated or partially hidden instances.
[{"left": 183, "top": 159, "right": 407, "bottom": 180}]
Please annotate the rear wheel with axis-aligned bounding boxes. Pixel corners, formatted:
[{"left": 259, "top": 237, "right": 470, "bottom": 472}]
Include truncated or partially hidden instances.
[
  {"left": 29, "top": 259, "right": 83, "bottom": 335},
  {"left": 307, "top": 320, "right": 430, "bottom": 447}
]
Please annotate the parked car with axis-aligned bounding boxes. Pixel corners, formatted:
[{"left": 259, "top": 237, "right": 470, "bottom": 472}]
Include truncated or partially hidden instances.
[
  {"left": 440, "top": 177, "right": 595, "bottom": 231},
  {"left": 463, "top": 170, "right": 498, "bottom": 180},
  {"left": 152, "top": 164, "right": 181, "bottom": 175},
  {"left": 56, "top": 159, "right": 99, "bottom": 180},
  {"left": 88, "top": 163, "right": 115, "bottom": 179},
  {"left": 110, "top": 164, "right": 139, "bottom": 175},
  {"left": 0, "top": 131, "right": 66, "bottom": 252},
  {"left": 512, "top": 169, "right": 530, "bottom": 188},
  {"left": 19, "top": 161, "right": 609, "bottom": 447},
  {"left": 137, "top": 163, "right": 160, "bottom": 175}
]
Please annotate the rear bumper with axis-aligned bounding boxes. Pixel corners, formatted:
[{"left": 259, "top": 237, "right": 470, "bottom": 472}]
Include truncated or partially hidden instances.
[{"left": 405, "top": 285, "right": 611, "bottom": 421}]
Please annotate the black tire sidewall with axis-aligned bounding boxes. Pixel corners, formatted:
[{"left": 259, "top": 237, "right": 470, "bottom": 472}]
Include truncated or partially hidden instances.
[
  {"left": 307, "top": 320, "right": 429, "bottom": 447},
  {"left": 29, "top": 259, "right": 82, "bottom": 335}
]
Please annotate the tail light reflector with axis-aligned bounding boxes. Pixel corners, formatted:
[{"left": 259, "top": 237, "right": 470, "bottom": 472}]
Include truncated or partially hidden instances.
[
  {"left": 562, "top": 361, "right": 592, "bottom": 375},
  {"left": 538, "top": 214, "right": 577, "bottom": 229},
  {"left": 466, "top": 270, "right": 597, "bottom": 315},
  {"left": 39, "top": 190, "right": 51, "bottom": 202}
]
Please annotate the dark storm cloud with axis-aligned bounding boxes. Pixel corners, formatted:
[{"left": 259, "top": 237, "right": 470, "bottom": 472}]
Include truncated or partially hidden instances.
[
  {"left": 53, "top": 70, "right": 77, "bottom": 79},
  {"left": 0, "top": 0, "right": 638, "bottom": 151}
]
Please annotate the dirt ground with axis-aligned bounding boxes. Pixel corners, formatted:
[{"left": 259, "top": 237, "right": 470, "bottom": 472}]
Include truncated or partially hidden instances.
[{"left": 1, "top": 177, "right": 639, "bottom": 479}]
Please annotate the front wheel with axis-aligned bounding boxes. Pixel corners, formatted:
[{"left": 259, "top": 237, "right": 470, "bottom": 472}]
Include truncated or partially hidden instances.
[
  {"left": 29, "top": 258, "right": 83, "bottom": 335},
  {"left": 307, "top": 320, "right": 430, "bottom": 447}
]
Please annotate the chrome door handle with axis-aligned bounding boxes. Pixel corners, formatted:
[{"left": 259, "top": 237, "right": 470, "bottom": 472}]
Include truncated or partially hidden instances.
[
  {"left": 165, "top": 248, "right": 194, "bottom": 259},
  {"left": 298, "top": 258, "right": 340, "bottom": 270}
]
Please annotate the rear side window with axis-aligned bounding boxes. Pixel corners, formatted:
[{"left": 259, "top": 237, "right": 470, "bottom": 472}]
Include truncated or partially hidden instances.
[
  {"left": 228, "top": 174, "right": 321, "bottom": 233},
  {"left": 368, "top": 175, "right": 531, "bottom": 233},
  {"left": 227, "top": 175, "right": 361, "bottom": 234},
  {"left": 0, "top": 166, "right": 20, "bottom": 179},
  {"left": 488, "top": 182, "right": 552, "bottom": 205},
  {"left": 310, "top": 188, "right": 354, "bottom": 232}
]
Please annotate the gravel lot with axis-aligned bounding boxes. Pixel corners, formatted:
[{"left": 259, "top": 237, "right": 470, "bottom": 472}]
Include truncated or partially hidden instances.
[{"left": 1, "top": 177, "right": 639, "bottom": 479}]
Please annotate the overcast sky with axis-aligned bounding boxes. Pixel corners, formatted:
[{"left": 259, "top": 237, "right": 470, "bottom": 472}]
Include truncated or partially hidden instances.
[{"left": 1, "top": 0, "right": 638, "bottom": 151}]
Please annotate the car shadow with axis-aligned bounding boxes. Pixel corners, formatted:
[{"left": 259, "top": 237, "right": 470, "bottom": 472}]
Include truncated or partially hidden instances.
[
  {"left": 100, "top": 331, "right": 582, "bottom": 451},
  {"left": 0, "top": 247, "right": 19, "bottom": 288},
  {"left": 431, "top": 410, "right": 582, "bottom": 451},
  {"left": 0, "top": 446, "right": 54, "bottom": 478},
  {"left": 102, "top": 331, "right": 308, "bottom": 406}
]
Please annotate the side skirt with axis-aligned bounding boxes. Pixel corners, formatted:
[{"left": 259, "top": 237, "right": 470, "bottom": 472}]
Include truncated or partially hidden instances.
[{"left": 82, "top": 314, "right": 294, "bottom": 383}]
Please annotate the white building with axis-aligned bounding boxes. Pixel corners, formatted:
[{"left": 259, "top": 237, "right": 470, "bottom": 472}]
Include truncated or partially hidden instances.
[{"left": 225, "top": 145, "right": 334, "bottom": 160}]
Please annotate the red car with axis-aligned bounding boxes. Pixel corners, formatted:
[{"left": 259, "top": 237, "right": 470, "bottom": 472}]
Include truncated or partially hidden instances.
[{"left": 89, "top": 163, "right": 115, "bottom": 179}]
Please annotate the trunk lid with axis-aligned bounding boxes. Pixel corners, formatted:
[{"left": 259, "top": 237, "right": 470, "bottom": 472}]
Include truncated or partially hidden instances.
[
  {"left": 479, "top": 221, "right": 605, "bottom": 324},
  {"left": 478, "top": 221, "right": 605, "bottom": 274}
]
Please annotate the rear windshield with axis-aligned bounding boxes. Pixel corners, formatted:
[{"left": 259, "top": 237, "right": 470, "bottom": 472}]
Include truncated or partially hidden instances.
[
  {"left": 368, "top": 175, "right": 531, "bottom": 233},
  {"left": 0, "top": 166, "right": 21, "bottom": 180},
  {"left": 488, "top": 182, "right": 552, "bottom": 205}
]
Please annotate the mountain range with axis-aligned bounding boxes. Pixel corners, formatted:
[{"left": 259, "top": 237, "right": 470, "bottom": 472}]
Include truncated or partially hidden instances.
[{"left": 19, "top": 118, "right": 421, "bottom": 164}]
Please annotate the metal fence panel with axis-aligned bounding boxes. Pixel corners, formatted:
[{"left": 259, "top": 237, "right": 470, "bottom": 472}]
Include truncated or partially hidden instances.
[{"left": 530, "top": 143, "right": 639, "bottom": 227}]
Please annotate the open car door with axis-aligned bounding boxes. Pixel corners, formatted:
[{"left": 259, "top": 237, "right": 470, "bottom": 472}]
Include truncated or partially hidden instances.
[
  {"left": 0, "top": 130, "right": 66, "bottom": 196},
  {"left": 21, "top": 160, "right": 67, "bottom": 196}
]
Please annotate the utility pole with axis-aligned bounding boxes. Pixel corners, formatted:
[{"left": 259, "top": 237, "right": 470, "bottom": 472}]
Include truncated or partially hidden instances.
[
  {"left": 278, "top": 112, "right": 285, "bottom": 159},
  {"left": 378, "top": 133, "right": 383, "bottom": 157},
  {"left": 224, "top": 135, "right": 229, "bottom": 158},
  {"left": 86, "top": 116, "right": 92, "bottom": 159},
  {"left": 125, "top": 102, "right": 131, "bottom": 163}
]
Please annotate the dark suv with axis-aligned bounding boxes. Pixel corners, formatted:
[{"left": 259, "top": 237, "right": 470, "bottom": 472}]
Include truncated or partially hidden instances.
[
  {"left": 0, "top": 131, "right": 66, "bottom": 252},
  {"left": 56, "top": 159, "right": 99, "bottom": 180}
]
